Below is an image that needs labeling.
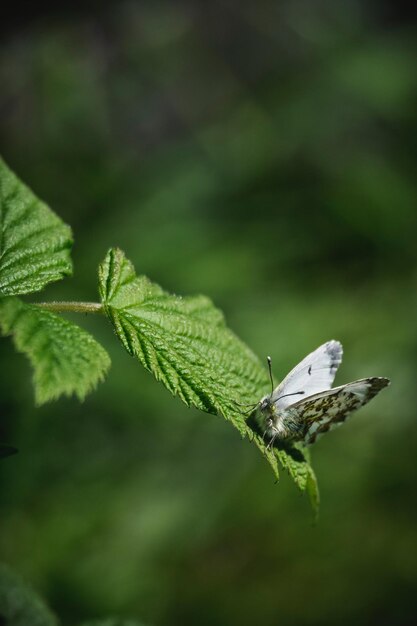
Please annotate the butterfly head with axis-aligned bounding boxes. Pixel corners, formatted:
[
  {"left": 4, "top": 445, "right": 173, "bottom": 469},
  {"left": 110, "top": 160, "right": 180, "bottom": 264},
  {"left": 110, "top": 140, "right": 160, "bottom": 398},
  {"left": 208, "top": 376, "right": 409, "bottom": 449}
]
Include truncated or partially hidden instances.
[{"left": 259, "top": 394, "right": 275, "bottom": 416}]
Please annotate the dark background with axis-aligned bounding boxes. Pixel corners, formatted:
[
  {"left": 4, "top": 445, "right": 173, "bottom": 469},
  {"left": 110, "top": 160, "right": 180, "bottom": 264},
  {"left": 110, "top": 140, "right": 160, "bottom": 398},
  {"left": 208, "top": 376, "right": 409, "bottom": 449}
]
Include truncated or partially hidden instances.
[{"left": 1, "top": 2, "right": 417, "bottom": 624}]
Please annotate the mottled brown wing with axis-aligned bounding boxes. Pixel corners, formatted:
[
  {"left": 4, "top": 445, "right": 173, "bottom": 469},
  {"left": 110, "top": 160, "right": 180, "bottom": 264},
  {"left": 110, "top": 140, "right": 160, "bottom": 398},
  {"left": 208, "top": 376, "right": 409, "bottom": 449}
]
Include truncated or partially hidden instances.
[{"left": 291, "top": 377, "right": 390, "bottom": 444}]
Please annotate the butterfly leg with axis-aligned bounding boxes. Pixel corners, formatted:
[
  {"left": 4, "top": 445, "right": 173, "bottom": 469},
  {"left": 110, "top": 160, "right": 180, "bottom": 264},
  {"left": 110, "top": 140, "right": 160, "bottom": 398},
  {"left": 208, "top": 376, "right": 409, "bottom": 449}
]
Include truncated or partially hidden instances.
[
  {"left": 235, "top": 400, "right": 258, "bottom": 417},
  {"left": 266, "top": 430, "right": 278, "bottom": 450}
]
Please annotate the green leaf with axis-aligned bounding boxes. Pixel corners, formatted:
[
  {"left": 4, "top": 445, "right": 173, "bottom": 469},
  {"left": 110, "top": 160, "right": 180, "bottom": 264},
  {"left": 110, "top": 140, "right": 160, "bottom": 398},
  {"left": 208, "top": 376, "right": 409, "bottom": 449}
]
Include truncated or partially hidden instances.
[
  {"left": 277, "top": 444, "right": 312, "bottom": 491},
  {"left": 98, "top": 247, "right": 268, "bottom": 436},
  {"left": 250, "top": 422, "right": 319, "bottom": 511},
  {"left": 98, "top": 248, "right": 319, "bottom": 506},
  {"left": 0, "top": 157, "right": 73, "bottom": 296},
  {"left": 0, "top": 297, "right": 110, "bottom": 404},
  {"left": 0, "top": 563, "right": 58, "bottom": 626},
  {"left": 277, "top": 444, "right": 320, "bottom": 517},
  {"left": 252, "top": 432, "right": 280, "bottom": 481}
]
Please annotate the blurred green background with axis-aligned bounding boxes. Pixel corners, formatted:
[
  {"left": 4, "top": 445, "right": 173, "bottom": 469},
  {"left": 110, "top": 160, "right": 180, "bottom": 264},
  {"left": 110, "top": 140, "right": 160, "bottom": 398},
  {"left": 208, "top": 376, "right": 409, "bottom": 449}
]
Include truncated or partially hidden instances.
[{"left": 1, "top": 1, "right": 417, "bottom": 624}]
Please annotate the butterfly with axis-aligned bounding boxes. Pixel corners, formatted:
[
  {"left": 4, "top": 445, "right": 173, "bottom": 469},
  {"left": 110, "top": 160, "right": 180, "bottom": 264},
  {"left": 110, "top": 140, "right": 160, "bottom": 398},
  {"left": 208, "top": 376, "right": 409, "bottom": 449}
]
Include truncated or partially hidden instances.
[{"left": 258, "top": 340, "right": 390, "bottom": 448}]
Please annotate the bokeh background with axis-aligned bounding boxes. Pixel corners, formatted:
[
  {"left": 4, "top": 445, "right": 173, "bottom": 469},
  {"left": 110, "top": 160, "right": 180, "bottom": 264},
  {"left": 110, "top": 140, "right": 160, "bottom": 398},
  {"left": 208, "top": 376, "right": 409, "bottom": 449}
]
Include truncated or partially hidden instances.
[{"left": 1, "top": 1, "right": 417, "bottom": 625}]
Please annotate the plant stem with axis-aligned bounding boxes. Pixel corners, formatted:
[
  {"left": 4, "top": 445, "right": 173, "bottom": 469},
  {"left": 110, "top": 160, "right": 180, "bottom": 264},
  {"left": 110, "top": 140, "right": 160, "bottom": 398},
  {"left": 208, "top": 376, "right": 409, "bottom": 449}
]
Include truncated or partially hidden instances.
[{"left": 33, "top": 301, "right": 104, "bottom": 314}]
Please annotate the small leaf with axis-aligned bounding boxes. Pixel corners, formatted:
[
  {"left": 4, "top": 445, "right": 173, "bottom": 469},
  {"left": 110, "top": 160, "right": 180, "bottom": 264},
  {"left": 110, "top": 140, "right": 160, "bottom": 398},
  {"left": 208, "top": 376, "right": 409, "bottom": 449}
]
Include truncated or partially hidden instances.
[
  {"left": 0, "top": 297, "right": 110, "bottom": 404},
  {"left": 0, "top": 563, "right": 58, "bottom": 626},
  {"left": 99, "top": 248, "right": 268, "bottom": 436},
  {"left": 0, "top": 157, "right": 73, "bottom": 296}
]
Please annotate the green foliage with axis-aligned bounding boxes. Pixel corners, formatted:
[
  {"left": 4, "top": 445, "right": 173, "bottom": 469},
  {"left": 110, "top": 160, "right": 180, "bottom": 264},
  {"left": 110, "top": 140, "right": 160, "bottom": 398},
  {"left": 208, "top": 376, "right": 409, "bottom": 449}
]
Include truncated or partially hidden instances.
[
  {"left": 278, "top": 444, "right": 312, "bottom": 491},
  {"left": 98, "top": 248, "right": 318, "bottom": 501},
  {"left": 0, "top": 563, "right": 58, "bottom": 626},
  {"left": 0, "top": 297, "right": 110, "bottom": 404},
  {"left": 0, "top": 6, "right": 412, "bottom": 624},
  {"left": 279, "top": 445, "right": 320, "bottom": 517},
  {"left": 248, "top": 417, "right": 318, "bottom": 510},
  {"left": 0, "top": 158, "right": 73, "bottom": 297},
  {"left": 0, "top": 153, "right": 318, "bottom": 504},
  {"left": 98, "top": 247, "right": 268, "bottom": 434}
]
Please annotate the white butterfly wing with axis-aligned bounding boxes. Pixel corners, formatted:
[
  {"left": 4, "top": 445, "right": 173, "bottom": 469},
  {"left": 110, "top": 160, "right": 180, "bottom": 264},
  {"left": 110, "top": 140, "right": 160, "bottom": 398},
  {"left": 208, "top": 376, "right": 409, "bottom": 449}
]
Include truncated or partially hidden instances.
[{"left": 271, "top": 340, "right": 343, "bottom": 409}]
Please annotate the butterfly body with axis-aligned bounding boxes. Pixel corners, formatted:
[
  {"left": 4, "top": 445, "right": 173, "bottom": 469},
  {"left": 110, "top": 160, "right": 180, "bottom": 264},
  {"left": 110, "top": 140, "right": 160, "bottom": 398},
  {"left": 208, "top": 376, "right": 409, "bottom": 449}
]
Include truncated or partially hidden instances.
[
  {"left": 259, "top": 341, "right": 390, "bottom": 447},
  {"left": 261, "top": 398, "right": 305, "bottom": 442}
]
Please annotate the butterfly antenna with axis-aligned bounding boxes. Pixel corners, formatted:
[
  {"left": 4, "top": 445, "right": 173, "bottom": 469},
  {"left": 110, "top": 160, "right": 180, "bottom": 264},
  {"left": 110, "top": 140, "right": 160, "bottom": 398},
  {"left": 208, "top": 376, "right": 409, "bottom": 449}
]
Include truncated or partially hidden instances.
[
  {"left": 276, "top": 391, "right": 305, "bottom": 402},
  {"left": 267, "top": 356, "right": 274, "bottom": 396}
]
